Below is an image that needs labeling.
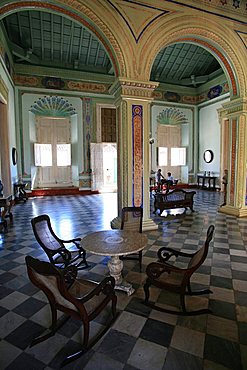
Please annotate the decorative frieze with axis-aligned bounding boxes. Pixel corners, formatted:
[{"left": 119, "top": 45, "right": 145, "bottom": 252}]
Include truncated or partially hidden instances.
[
  {"left": 221, "top": 97, "right": 247, "bottom": 117},
  {"left": 109, "top": 78, "right": 159, "bottom": 100}
]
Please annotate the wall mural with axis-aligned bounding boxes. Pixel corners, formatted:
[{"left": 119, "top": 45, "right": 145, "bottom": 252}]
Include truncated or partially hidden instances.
[
  {"left": 30, "top": 96, "right": 76, "bottom": 117},
  {"left": 132, "top": 105, "right": 143, "bottom": 208},
  {"left": 156, "top": 107, "right": 189, "bottom": 125},
  {"left": 81, "top": 97, "right": 92, "bottom": 176}
]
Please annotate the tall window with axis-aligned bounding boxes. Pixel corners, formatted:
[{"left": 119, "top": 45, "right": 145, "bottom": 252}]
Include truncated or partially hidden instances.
[
  {"left": 158, "top": 147, "right": 168, "bottom": 166},
  {"left": 57, "top": 144, "right": 71, "bottom": 166},
  {"left": 34, "top": 143, "right": 71, "bottom": 166},
  {"left": 34, "top": 144, "right": 52, "bottom": 166},
  {"left": 158, "top": 146, "right": 186, "bottom": 166},
  {"left": 171, "top": 147, "right": 186, "bottom": 166}
]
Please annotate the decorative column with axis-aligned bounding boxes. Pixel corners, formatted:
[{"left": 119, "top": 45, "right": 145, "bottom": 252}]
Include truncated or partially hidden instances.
[
  {"left": 218, "top": 97, "right": 247, "bottom": 217},
  {"left": 109, "top": 78, "right": 159, "bottom": 230}
]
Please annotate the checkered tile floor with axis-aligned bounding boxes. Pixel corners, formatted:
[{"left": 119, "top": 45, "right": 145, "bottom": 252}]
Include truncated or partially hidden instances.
[{"left": 0, "top": 191, "right": 246, "bottom": 370}]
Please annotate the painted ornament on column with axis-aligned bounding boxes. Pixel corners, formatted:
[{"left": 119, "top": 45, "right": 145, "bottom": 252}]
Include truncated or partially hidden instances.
[{"left": 132, "top": 105, "right": 143, "bottom": 207}]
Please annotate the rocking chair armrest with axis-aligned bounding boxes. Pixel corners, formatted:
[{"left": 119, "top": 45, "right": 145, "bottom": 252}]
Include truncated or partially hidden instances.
[
  {"left": 56, "top": 247, "right": 72, "bottom": 261},
  {"left": 78, "top": 276, "right": 116, "bottom": 303},
  {"left": 146, "top": 262, "right": 186, "bottom": 280},
  {"left": 158, "top": 246, "right": 195, "bottom": 262},
  {"left": 62, "top": 265, "right": 78, "bottom": 285},
  {"left": 61, "top": 237, "right": 81, "bottom": 244}
]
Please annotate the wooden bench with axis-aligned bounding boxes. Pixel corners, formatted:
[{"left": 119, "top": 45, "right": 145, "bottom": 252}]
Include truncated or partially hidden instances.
[{"left": 153, "top": 188, "right": 196, "bottom": 215}]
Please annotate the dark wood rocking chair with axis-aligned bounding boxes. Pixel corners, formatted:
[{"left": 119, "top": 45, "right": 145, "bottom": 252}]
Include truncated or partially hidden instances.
[
  {"left": 120, "top": 206, "right": 143, "bottom": 272},
  {"left": 31, "top": 214, "right": 89, "bottom": 271},
  {"left": 143, "top": 225, "right": 215, "bottom": 315},
  {"left": 25, "top": 256, "right": 117, "bottom": 366}
]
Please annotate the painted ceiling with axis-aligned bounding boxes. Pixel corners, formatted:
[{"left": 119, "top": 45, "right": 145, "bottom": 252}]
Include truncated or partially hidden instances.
[{"left": 1, "top": 8, "right": 223, "bottom": 87}]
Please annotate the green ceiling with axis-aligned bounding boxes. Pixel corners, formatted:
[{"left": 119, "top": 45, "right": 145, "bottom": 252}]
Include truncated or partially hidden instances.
[{"left": 1, "top": 9, "right": 223, "bottom": 87}]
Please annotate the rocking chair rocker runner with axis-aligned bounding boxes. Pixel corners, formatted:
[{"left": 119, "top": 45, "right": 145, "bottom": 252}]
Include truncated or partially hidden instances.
[
  {"left": 25, "top": 256, "right": 117, "bottom": 366},
  {"left": 31, "top": 214, "right": 89, "bottom": 270},
  {"left": 144, "top": 225, "right": 215, "bottom": 315}
]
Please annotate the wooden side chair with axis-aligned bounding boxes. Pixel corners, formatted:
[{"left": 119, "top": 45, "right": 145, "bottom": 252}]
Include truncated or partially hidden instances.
[
  {"left": 120, "top": 206, "right": 143, "bottom": 272},
  {"left": 144, "top": 225, "right": 215, "bottom": 315},
  {"left": 25, "top": 256, "right": 117, "bottom": 366},
  {"left": 31, "top": 214, "right": 89, "bottom": 270}
]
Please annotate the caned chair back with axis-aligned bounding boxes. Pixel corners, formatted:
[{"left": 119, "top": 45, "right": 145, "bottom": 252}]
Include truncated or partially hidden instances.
[
  {"left": 188, "top": 225, "right": 214, "bottom": 270},
  {"left": 120, "top": 207, "right": 143, "bottom": 233},
  {"left": 31, "top": 214, "right": 63, "bottom": 252}
]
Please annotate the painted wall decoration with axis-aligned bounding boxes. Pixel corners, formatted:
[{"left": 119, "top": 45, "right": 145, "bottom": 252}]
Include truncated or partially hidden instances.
[
  {"left": 14, "top": 73, "right": 111, "bottom": 94},
  {"left": 81, "top": 97, "right": 92, "bottom": 175},
  {"left": 42, "top": 77, "right": 65, "bottom": 90},
  {"left": 230, "top": 119, "right": 237, "bottom": 205},
  {"left": 155, "top": 81, "right": 229, "bottom": 105},
  {"left": 164, "top": 91, "right": 181, "bottom": 102},
  {"left": 207, "top": 85, "right": 223, "bottom": 99},
  {"left": 132, "top": 105, "right": 143, "bottom": 207},
  {"left": 67, "top": 81, "right": 109, "bottom": 93},
  {"left": 30, "top": 96, "right": 76, "bottom": 117},
  {"left": 157, "top": 107, "right": 189, "bottom": 125},
  {"left": 14, "top": 75, "right": 38, "bottom": 86}
]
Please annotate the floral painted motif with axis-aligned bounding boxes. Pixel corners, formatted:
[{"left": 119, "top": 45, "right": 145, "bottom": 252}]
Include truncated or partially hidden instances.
[{"left": 132, "top": 105, "right": 143, "bottom": 208}]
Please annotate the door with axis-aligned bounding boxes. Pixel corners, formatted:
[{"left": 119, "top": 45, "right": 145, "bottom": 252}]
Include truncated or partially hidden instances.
[
  {"left": 36, "top": 117, "right": 72, "bottom": 187},
  {"left": 90, "top": 143, "right": 117, "bottom": 192}
]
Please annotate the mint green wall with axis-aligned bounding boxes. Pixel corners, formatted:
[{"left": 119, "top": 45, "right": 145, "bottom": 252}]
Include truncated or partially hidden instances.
[
  {"left": 20, "top": 92, "right": 83, "bottom": 184},
  {"left": 0, "top": 61, "right": 18, "bottom": 185},
  {"left": 198, "top": 96, "right": 229, "bottom": 175},
  {"left": 151, "top": 104, "right": 193, "bottom": 183}
]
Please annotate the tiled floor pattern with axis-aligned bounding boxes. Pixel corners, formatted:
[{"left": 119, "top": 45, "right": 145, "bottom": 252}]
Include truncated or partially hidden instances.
[{"left": 0, "top": 190, "right": 247, "bottom": 370}]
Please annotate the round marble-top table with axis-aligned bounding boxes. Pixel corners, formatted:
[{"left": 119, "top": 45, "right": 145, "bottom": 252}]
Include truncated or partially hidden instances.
[{"left": 81, "top": 229, "right": 148, "bottom": 296}]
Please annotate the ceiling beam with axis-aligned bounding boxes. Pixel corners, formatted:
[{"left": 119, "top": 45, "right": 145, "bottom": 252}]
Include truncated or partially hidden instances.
[
  {"left": 68, "top": 22, "right": 74, "bottom": 62},
  {"left": 60, "top": 17, "right": 64, "bottom": 61},
  {"left": 28, "top": 11, "right": 33, "bottom": 51},
  {"left": 78, "top": 27, "right": 84, "bottom": 60},
  {"left": 159, "top": 46, "right": 182, "bottom": 80},
  {"left": 177, "top": 46, "right": 201, "bottom": 80},
  {"left": 17, "top": 13, "right": 23, "bottom": 43},
  {"left": 40, "top": 12, "right": 44, "bottom": 60},
  {"left": 51, "top": 13, "right": 54, "bottom": 61},
  {"left": 94, "top": 43, "right": 100, "bottom": 66},
  {"left": 85, "top": 34, "right": 92, "bottom": 65}
]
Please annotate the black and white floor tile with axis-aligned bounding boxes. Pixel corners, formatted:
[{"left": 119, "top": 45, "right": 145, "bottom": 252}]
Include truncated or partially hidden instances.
[{"left": 0, "top": 190, "right": 247, "bottom": 370}]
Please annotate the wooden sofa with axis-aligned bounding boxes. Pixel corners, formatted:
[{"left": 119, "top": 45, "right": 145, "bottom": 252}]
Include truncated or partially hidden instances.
[{"left": 153, "top": 188, "right": 196, "bottom": 215}]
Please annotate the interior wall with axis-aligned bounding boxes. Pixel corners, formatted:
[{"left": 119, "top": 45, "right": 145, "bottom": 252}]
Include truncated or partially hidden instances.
[
  {"left": 20, "top": 93, "right": 83, "bottom": 187},
  {"left": 0, "top": 62, "right": 17, "bottom": 192},
  {"left": 151, "top": 104, "right": 193, "bottom": 183},
  {"left": 198, "top": 97, "right": 230, "bottom": 175}
]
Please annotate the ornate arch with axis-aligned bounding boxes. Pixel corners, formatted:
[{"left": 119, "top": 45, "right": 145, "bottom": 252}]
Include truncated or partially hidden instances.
[
  {"left": 142, "top": 24, "right": 246, "bottom": 98},
  {"left": 0, "top": 0, "right": 127, "bottom": 77}
]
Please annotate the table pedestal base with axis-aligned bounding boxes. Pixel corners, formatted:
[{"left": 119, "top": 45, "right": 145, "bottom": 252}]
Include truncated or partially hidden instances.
[
  {"left": 115, "top": 281, "right": 135, "bottom": 296},
  {"left": 108, "top": 256, "right": 135, "bottom": 296}
]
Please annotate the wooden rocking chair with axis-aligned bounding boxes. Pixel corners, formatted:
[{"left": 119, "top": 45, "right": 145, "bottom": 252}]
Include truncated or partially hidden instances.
[
  {"left": 31, "top": 214, "right": 89, "bottom": 271},
  {"left": 144, "top": 225, "right": 214, "bottom": 315},
  {"left": 25, "top": 256, "right": 117, "bottom": 366}
]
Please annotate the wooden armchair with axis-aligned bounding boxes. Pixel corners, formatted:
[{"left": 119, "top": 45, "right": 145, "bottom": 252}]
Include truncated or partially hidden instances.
[
  {"left": 25, "top": 256, "right": 117, "bottom": 366},
  {"left": 120, "top": 206, "right": 143, "bottom": 272},
  {"left": 144, "top": 225, "right": 215, "bottom": 315},
  {"left": 31, "top": 214, "right": 89, "bottom": 270}
]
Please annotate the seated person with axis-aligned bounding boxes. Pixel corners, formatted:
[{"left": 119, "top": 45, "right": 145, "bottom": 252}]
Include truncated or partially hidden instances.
[
  {"left": 162, "top": 172, "right": 174, "bottom": 190},
  {"left": 166, "top": 172, "right": 174, "bottom": 185}
]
